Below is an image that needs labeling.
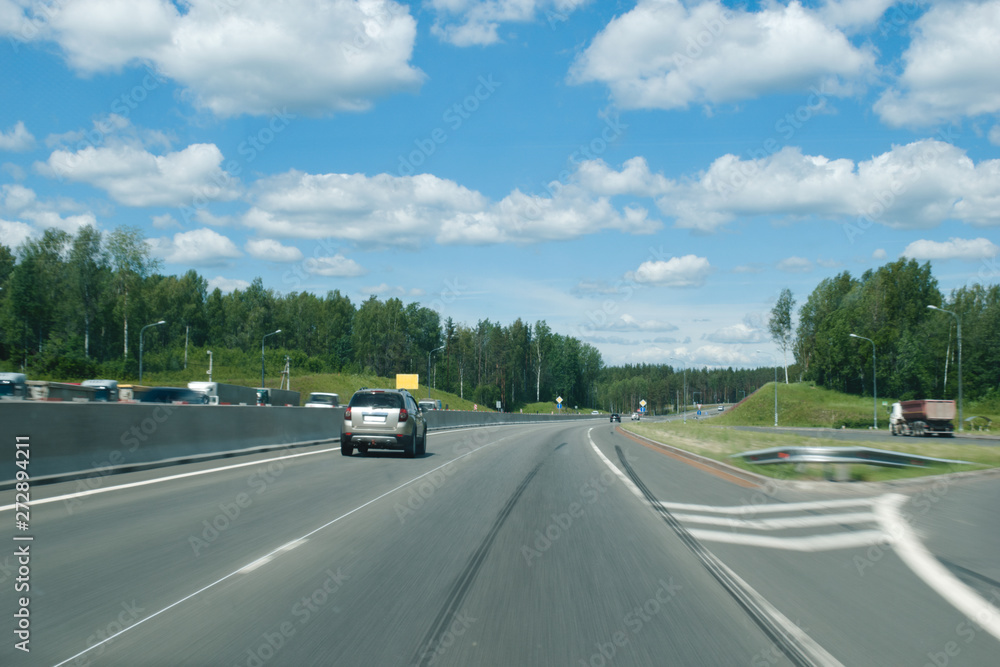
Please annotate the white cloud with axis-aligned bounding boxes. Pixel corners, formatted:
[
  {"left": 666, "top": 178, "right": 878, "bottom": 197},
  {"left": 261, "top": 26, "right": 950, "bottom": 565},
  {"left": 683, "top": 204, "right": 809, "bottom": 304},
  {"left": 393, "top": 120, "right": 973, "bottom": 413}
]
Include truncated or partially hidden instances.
[
  {"left": 20, "top": 210, "right": 97, "bottom": 235},
  {"left": 207, "top": 276, "right": 251, "bottom": 293},
  {"left": 428, "top": 0, "right": 589, "bottom": 47},
  {"left": 0, "top": 121, "right": 35, "bottom": 151},
  {"left": 245, "top": 238, "right": 304, "bottom": 263},
  {"left": 592, "top": 314, "right": 679, "bottom": 332},
  {"left": 816, "top": 258, "right": 841, "bottom": 269},
  {"left": 38, "top": 141, "right": 240, "bottom": 207},
  {"left": 777, "top": 256, "right": 813, "bottom": 273},
  {"left": 872, "top": 248, "right": 887, "bottom": 260},
  {"left": 732, "top": 264, "right": 765, "bottom": 274},
  {"left": 689, "top": 344, "right": 755, "bottom": 368},
  {"left": 149, "top": 228, "right": 242, "bottom": 265},
  {"left": 151, "top": 214, "right": 181, "bottom": 230},
  {"left": 658, "top": 141, "right": 1000, "bottom": 232},
  {"left": 901, "top": 237, "right": 1000, "bottom": 261},
  {"left": 2, "top": 184, "right": 98, "bottom": 234},
  {"left": 875, "top": 1, "right": 1000, "bottom": 126},
  {"left": 990, "top": 125, "right": 1000, "bottom": 146},
  {"left": 626, "top": 255, "right": 712, "bottom": 287},
  {"left": 359, "top": 282, "right": 424, "bottom": 297},
  {"left": 702, "top": 322, "right": 764, "bottom": 344},
  {"left": 244, "top": 169, "right": 659, "bottom": 246},
  {"left": 570, "top": 0, "right": 875, "bottom": 110},
  {"left": 818, "top": 0, "right": 898, "bottom": 32},
  {"left": 0, "top": 219, "right": 35, "bottom": 249},
  {"left": 1, "top": 184, "right": 36, "bottom": 211},
  {"left": 35, "top": 0, "right": 424, "bottom": 117},
  {"left": 304, "top": 254, "right": 366, "bottom": 277},
  {"left": 574, "top": 157, "right": 672, "bottom": 197}
]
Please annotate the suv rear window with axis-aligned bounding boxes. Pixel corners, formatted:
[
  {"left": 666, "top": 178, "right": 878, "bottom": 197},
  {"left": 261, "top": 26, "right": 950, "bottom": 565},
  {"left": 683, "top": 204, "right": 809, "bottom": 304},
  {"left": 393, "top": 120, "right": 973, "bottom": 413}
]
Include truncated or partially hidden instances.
[{"left": 349, "top": 392, "right": 403, "bottom": 409}]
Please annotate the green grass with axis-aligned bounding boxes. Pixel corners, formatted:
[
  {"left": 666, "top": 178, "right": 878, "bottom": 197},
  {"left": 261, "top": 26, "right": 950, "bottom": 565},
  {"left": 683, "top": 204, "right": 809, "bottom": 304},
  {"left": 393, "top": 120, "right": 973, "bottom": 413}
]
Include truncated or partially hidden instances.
[{"left": 624, "top": 420, "right": 1000, "bottom": 482}]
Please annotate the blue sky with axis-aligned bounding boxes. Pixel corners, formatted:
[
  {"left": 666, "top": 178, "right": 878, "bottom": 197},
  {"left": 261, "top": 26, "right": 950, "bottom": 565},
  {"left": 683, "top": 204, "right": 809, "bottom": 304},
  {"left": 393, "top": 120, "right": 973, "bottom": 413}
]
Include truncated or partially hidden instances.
[{"left": 1, "top": 0, "right": 998, "bottom": 367}]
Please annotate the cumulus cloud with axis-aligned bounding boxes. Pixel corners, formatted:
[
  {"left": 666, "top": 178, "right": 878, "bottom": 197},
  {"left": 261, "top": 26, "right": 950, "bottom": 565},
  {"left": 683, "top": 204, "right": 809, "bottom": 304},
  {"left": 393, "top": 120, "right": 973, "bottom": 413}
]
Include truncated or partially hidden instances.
[
  {"left": 570, "top": 0, "right": 875, "bottom": 110},
  {"left": 23, "top": 0, "right": 424, "bottom": 117},
  {"left": 0, "top": 219, "right": 35, "bottom": 249},
  {"left": 702, "top": 322, "right": 764, "bottom": 344},
  {"left": 777, "top": 256, "right": 813, "bottom": 273},
  {"left": 245, "top": 238, "right": 303, "bottom": 263},
  {"left": 244, "top": 168, "right": 659, "bottom": 246},
  {"left": 304, "top": 254, "right": 367, "bottom": 277},
  {"left": 359, "top": 282, "right": 423, "bottom": 297},
  {"left": 429, "top": 0, "right": 589, "bottom": 47},
  {"left": 0, "top": 121, "right": 35, "bottom": 151},
  {"left": 658, "top": 141, "right": 1000, "bottom": 232},
  {"left": 207, "top": 276, "right": 251, "bottom": 293},
  {"left": 1, "top": 184, "right": 98, "bottom": 234},
  {"left": 875, "top": 0, "right": 1000, "bottom": 126},
  {"left": 901, "top": 237, "right": 1000, "bottom": 261},
  {"left": 873, "top": 248, "right": 887, "bottom": 260},
  {"left": 626, "top": 255, "right": 712, "bottom": 287},
  {"left": 590, "top": 314, "right": 679, "bottom": 333},
  {"left": 38, "top": 141, "right": 240, "bottom": 207},
  {"left": 149, "top": 228, "right": 242, "bottom": 265}
]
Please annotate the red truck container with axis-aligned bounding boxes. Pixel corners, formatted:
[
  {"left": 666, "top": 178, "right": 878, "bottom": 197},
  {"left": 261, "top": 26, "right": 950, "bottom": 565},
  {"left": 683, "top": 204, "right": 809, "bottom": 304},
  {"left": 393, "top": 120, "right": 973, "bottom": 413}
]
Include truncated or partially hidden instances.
[{"left": 890, "top": 399, "right": 955, "bottom": 436}]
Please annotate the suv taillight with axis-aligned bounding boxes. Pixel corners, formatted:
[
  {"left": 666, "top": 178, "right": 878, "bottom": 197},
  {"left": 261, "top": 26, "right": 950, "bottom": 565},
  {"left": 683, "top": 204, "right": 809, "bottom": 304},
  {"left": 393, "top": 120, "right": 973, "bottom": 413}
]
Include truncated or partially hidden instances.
[
  {"left": 344, "top": 407, "right": 352, "bottom": 419},
  {"left": 398, "top": 408, "right": 408, "bottom": 423}
]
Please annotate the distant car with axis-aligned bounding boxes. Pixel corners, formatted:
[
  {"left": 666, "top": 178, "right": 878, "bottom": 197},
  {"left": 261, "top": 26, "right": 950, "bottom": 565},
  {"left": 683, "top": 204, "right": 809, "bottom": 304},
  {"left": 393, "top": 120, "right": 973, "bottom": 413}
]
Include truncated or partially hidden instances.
[
  {"left": 342, "top": 388, "right": 427, "bottom": 458},
  {"left": 305, "top": 392, "right": 340, "bottom": 408},
  {"left": 610, "top": 413, "right": 621, "bottom": 422},
  {"left": 591, "top": 410, "right": 599, "bottom": 415},
  {"left": 718, "top": 405, "right": 725, "bottom": 412},
  {"left": 81, "top": 379, "right": 119, "bottom": 402},
  {"left": 631, "top": 412, "right": 640, "bottom": 421},
  {"left": 418, "top": 398, "right": 442, "bottom": 412},
  {"left": 0, "top": 372, "right": 28, "bottom": 399},
  {"left": 138, "top": 387, "right": 208, "bottom": 404}
]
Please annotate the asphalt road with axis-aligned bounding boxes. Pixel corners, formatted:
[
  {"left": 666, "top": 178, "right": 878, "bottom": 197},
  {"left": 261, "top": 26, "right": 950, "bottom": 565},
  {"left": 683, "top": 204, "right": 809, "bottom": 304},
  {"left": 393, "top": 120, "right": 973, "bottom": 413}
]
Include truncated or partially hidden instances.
[{"left": 3, "top": 420, "right": 999, "bottom": 666}]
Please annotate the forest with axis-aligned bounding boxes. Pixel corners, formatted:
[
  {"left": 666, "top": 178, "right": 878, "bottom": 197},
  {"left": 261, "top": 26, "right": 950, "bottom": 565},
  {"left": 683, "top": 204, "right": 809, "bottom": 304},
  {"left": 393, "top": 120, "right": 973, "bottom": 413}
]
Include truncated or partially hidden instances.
[{"left": 1, "top": 227, "right": 997, "bottom": 412}]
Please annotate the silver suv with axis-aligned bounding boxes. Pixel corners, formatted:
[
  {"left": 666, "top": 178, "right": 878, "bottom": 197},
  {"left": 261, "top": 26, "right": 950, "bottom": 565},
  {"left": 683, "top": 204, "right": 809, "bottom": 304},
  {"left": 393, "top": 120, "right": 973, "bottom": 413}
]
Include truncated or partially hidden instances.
[{"left": 342, "top": 388, "right": 427, "bottom": 458}]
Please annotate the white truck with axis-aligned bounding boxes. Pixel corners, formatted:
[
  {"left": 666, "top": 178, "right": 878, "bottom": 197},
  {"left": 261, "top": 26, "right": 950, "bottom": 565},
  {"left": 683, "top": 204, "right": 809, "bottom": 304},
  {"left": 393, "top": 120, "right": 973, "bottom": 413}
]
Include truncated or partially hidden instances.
[
  {"left": 187, "top": 381, "right": 258, "bottom": 405},
  {"left": 889, "top": 399, "right": 955, "bottom": 437}
]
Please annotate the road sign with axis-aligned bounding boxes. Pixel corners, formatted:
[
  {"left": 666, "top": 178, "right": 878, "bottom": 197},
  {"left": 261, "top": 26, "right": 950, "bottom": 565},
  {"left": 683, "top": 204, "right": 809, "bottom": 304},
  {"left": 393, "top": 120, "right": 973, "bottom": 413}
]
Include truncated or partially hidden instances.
[
  {"left": 556, "top": 396, "right": 563, "bottom": 403},
  {"left": 496, "top": 400, "right": 502, "bottom": 410},
  {"left": 639, "top": 399, "right": 646, "bottom": 407}
]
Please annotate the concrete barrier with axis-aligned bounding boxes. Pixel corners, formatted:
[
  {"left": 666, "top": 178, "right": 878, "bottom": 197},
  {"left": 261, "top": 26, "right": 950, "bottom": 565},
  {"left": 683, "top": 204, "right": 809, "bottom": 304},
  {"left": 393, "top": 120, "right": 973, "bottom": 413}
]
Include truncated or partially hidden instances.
[{"left": 1, "top": 402, "right": 341, "bottom": 484}]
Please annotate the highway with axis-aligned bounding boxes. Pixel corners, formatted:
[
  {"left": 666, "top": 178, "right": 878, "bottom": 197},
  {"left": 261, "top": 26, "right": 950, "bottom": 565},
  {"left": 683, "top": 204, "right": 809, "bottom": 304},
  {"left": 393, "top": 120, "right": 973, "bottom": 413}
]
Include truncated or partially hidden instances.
[{"left": 3, "top": 420, "right": 1000, "bottom": 666}]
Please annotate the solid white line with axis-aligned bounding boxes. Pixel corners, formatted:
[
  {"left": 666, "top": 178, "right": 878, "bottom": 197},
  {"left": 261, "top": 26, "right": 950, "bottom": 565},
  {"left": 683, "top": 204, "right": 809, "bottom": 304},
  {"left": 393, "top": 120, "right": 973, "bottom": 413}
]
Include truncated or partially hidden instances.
[
  {"left": 875, "top": 493, "right": 1000, "bottom": 643},
  {"left": 673, "top": 511, "right": 878, "bottom": 531},
  {"left": 687, "top": 528, "right": 886, "bottom": 552},
  {"left": 658, "top": 497, "right": 878, "bottom": 515},
  {"left": 51, "top": 435, "right": 511, "bottom": 667},
  {"left": 587, "top": 428, "right": 843, "bottom": 666},
  {"left": 0, "top": 446, "right": 342, "bottom": 512},
  {"left": 238, "top": 538, "right": 307, "bottom": 573}
]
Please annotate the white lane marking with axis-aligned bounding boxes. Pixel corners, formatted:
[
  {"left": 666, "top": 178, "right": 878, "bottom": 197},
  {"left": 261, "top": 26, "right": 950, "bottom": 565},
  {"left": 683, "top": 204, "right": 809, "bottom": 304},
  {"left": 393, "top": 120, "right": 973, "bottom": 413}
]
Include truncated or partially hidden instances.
[
  {"left": 52, "top": 430, "right": 513, "bottom": 667},
  {"left": 239, "top": 538, "right": 307, "bottom": 573},
  {"left": 673, "top": 511, "right": 878, "bottom": 531},
  {"left": 587, "top": 428, "right": 844, "bottom": 666},
  {"left": 0, "top": 446, "right": 342, "bottom": 512},
  {"left": 875, "top": 493, "right": 1000, "bottom": 643},
  {"left": 687, "top": 528, "right": 886, "bottom": 552},
  {"left": 658, "top": 498, "right": 878, "bottom": 515}
]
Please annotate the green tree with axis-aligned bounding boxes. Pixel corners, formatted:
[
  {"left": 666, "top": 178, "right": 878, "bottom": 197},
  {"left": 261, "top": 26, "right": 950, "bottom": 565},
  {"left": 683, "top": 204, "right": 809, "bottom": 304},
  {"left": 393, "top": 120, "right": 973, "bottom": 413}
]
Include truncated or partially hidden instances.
[{"left": 768, "top": 288, "right": 795, "bottom": 383}]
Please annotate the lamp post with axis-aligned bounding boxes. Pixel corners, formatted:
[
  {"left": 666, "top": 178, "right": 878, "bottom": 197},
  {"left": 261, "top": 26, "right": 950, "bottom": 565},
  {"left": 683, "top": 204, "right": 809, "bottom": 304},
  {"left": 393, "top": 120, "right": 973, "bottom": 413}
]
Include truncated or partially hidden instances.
[
  {"left": 927, "top": 305, "right": 962, "bottom": 431},
  {"left": 427, "top": 344, "right": 445, "bottom": 399},
  {"left": 849, "top": 333, "right": 877, "bottom": 429},
  {"left": 207, "top": 350, "right": 213, "bottom": 382},
  {"left": 261, "top": 329, "right": 281, "bottom": 389},
  {"left": 670, "top": 357, "right": 687, "bottom": 423},
  {"left": 138, "top": 320, "right": 166, "bottom": 383},
  {"left": 755, "top": 350, "right": 778, "bottom": 427}
]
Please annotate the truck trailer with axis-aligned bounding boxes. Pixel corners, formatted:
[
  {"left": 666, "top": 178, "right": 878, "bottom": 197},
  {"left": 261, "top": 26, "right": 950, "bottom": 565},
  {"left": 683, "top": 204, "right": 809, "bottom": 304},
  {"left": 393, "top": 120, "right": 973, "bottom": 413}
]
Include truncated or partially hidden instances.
[
  {"left": 889, "top": 399, "right": 955, "bottom": 437},
  {"left": 187, "top": 381, "right": 258, "bottom": 405}
]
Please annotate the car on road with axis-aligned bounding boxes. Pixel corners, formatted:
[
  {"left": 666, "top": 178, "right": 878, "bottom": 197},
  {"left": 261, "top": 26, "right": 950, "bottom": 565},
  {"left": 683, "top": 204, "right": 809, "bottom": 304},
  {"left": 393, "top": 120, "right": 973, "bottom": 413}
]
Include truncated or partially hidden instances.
[
  {"left": 138, "top": 387, "right": 209, "bottom": 404},
  {"left": 631, "top": 412, "right": 640, "bottom": 421},
  {"left": 591, "top": 410, "right": 599, "bottom": 415},
  {"left": 418, "top": 398, "right": 442, "bottom": 412},
  {"left": 610, "top": 413, "right": 621, "bottom": 422},
  {"left": 718, "top": 405, "right": 725, "bottom": 412},
  {"left": 305, "top": 392, "right": 340, "bottom": 407},
  {"left": 342, "top": 388, "right": 427, "bottom": 458}
]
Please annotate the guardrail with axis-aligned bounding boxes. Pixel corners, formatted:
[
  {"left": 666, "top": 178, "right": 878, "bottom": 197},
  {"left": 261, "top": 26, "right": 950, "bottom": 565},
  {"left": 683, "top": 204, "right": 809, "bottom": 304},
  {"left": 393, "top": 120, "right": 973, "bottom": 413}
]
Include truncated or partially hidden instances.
[{"left": 731, "top": 446, "right": 973, "bottom": 468}]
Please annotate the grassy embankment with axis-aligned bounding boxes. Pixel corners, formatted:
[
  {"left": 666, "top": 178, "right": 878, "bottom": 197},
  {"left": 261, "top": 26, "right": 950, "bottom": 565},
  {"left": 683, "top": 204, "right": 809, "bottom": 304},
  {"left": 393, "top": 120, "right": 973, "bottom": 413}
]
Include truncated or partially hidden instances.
[{"left": 623, "top": 382, "right": 1000, "bottom": 482}]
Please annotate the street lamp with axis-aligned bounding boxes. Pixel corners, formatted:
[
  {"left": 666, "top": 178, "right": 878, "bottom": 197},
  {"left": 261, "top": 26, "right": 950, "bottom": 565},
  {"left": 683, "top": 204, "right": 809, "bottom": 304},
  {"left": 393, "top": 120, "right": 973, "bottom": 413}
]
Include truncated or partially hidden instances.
[
  {"left": 755, "top": 350, "right": 778, "bottom": 427},
  {"left": 670, "top": 357, "right": 687, "bottom": 423},
  {"left": 427, "top": 344, "right": 445, "bottom": 399},
  {"left": 207, "top": 350, "right": 213, "bottom": 382},
  {"left": 927, "top": 305, "right": 962, "bottom": 431},
  {"left": 849, "top": 333, "right": 877, "bottom": 429},
  {"left": 261, "top": 329, "right": 282, "bottom": 389},
  {"left": 139, "top": 320, "right": 166, "bottom": 383}
]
